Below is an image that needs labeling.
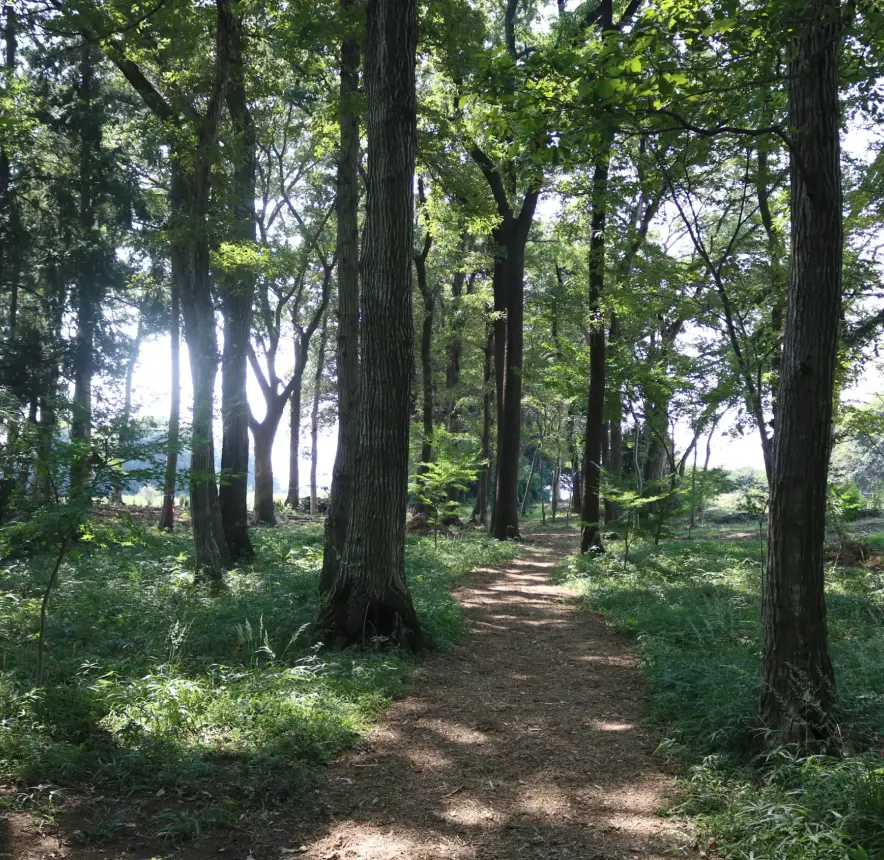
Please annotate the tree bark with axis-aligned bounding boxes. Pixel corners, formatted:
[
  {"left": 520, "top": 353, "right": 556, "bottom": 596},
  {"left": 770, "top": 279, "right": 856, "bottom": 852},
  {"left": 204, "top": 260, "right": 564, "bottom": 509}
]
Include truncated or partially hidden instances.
[
  {"left": 489, "top": 217, "right": 537, "bottom": 539},
  {"left": 445, "top": 234, "right": 469, "bottom": 432},
  {"left": 760, "top": 0, "right": 842, "bottom": 741},
  {"left": 580, "top": 145, "right": 611, "bottom": 553},
  {"left": 320, "top": 0, "right": 361, "bottom": 593},
  {"left": 284, "top": 379, "right": 302, "bottom": 512},
  {"left": 318, "top": 0, "right": 423, "bottom": 650},
  {"left": 310, "top": 317, "right": 328, "bottom": 514},
  {"left": 604, "top": 315, "right": 623, "bottom": 524},
  {"left": 159, "top": 279, "right": 180, "bottom": 531},
  {"left": 171, "top": 160, "right": 230, "bottom": 579},
  {"left": 217, "top": 0, "right": 255, "bottom": 560},
  {"left": 0, "top": 2, "right": 20, "bottom": 343},
  {"left": 414, "top": 217, "right": 434, "bottom": 516},
  {"left": 70, "top": 44, "right": 100, "bottom": 494},
  {"left": 220, "top": 307, "right": 252, "bottom": 554},
  {"left": 251, "top": 422, "right": 276, "bottom": 524}
]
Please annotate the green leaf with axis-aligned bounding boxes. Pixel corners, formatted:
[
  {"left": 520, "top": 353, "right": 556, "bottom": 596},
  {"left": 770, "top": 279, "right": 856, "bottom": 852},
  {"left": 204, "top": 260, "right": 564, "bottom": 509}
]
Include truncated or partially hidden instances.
[{"left": 597, "top": 79, "right": 616, "bottom": 99}]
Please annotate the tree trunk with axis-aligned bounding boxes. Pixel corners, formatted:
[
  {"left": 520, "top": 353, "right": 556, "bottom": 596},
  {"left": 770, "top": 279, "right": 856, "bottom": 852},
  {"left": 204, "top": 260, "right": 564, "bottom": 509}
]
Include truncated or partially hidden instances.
[
  {"left": 104, "top": 1, "right": 229, "bottom": 574},
  {"left": 520, "top": 444, "right": 538, "bottom": 516},
  {"left": 171, "top": 165, "right": 230, "bottom": 580},
  {"left": 415, "top": 246, "right": 434, "bottom": 515},
  {"left": 320, "top": 0, "right": 361, "bottom": 594},
  {"left": 571, "top": 455, "right": 581, "bottom": 512},
  {"left": 580, "top": 145, "right": 610, "bottom": 553},
  {"left": 551, "top": 452, "right": 560, "bottom": 521},
  {"left": 70, "top": 44, "right": 100, "bottom": 494},
  {"left": 0, "top": 3, "right": 20, "bottom": 343},
  {"left": 284, "top": 378, "right": 303, "bottom": 511},
  {"left": 252, "top": 423, "right": 276, "bottom": 525},
  {"left": 159, "top": 279, "right": 180, "bottom": 531},
  {"left": 219, "top": 296, "right": 253, "bottom": 555},
  {"left": 604, "top": 315, "right": 623, "bottom": 524},
  {"left": 491, "top": 225, "right": 536, "bottom": 539},
  {"left": 217, "top": 2, "right": 255, "bottom": 560},
  {"left": 760, "top": 0, "right": 841, "bottom": 741},
  {"left": 445, "top": 235, "right": 468, "bottom": 431},
  {"left": 310, "top": 317, "right": 328, "bottom": 514},
  {"left": 319, "top": 0, "right": 423, "bottom": 650}
]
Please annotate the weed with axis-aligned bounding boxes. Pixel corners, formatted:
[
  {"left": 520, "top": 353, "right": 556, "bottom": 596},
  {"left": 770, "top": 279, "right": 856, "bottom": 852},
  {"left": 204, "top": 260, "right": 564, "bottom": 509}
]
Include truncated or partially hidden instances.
[
  {"left": 153, "top": 809, "right": 200, "bottom": 842},
  {"left": 74, "top": 816, "right": 125, "bottom": 844}
]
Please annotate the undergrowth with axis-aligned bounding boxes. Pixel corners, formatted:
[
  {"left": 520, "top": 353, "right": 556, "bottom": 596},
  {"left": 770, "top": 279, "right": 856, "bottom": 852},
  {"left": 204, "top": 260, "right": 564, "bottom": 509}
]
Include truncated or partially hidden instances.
[
  {"left": 0, "top": 520, "right": 518, "bottom": 829},
  {"left": 557, "top": 529, "right": 884, "bottom": 860}
]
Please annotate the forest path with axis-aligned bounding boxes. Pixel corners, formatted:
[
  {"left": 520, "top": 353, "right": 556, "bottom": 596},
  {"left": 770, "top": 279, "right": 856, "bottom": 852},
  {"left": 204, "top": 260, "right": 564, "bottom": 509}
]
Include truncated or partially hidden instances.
[{"left": 287, "top": 531, "right": 694, "bottom": 860}]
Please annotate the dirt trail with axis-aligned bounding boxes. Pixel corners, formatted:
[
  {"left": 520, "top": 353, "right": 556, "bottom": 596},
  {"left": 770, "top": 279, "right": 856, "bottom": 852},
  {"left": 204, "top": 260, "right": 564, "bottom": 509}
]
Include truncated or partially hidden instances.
[{"left": 289, "top": 532, "right": 692, "bottom": 860}]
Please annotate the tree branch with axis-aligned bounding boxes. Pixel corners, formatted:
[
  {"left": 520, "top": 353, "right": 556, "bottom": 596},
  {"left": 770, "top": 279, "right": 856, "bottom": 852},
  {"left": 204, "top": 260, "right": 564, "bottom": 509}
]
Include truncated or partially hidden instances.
[{"left": 469, "top": 145, "right": 513, "bottom": 221}]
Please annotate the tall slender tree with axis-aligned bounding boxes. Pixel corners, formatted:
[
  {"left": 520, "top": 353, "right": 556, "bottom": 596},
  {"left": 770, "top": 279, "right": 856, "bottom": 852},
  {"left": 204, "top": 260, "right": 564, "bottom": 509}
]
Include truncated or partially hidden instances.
[
  {"left": 107, "top": 1, "right": 231, "bottom": 578},
  {"left": 760, "top": 0, "right": 844, "bottom": 741},
  {"left": 217, "top": 0, "right": 256, "bottom": 560}
]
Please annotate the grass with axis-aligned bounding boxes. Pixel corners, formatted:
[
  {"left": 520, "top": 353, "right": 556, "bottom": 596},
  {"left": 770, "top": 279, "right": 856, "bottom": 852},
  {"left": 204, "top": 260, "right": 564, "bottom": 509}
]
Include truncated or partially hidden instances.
[
  {"left": 0, "top": 519, "right": 518, "bottom": 834},
  {"left": 557, "top": 526, "right": 884, "bottom": 860}
]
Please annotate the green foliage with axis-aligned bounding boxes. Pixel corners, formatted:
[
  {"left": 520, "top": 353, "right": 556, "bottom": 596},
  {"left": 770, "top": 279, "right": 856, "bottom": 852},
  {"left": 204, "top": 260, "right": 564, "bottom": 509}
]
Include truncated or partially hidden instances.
[
  {"left": 411, "top": 426, "right": 484, "bottom": 538},
  {"left": 557, "top": 530, "right": 884, "bottom": 859},
  {"left": 830, "top": 482, "right": 866, "bottom": 526},
  {"left": 0, "top": 521, "right": 518, "bottom": 819}
]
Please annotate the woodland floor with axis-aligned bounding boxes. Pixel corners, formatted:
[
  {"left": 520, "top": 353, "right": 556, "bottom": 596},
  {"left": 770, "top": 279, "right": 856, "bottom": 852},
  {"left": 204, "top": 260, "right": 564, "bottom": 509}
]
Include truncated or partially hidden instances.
[
  {"left": 7, "top": 531, "right": 697, "bottom": 860},
  {"left": 261, "top": 531, "right": 693, "bottom": 860}
]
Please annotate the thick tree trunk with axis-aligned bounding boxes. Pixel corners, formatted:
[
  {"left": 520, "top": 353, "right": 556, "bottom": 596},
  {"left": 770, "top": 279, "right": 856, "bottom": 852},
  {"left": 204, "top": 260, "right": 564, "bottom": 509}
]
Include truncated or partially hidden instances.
[
  {"left": 217, "top": 2, "right": 255, "bottom": 559},
  {"left": 319, "top": 0, "right": 423, "bottom": 650},
  {"left": 252, "top": 423, "right": 276, "bottom": 525},
  {"left": 310, "top": 317, "right": 328, "bottom": 514},
  {"left": 320, "top": 0, "right": 361, "bottom": 593},
  {"left": 580, "top": 148, "right": 610, "bottom": 553},
  {"left": 760, "top": 0, "right": 841, "bottom": 741},
  {"left": 571, "top": 456, "right": 581, "bottom": 512},
  {"left": 171, "top": 166, "right": 229, "bottom": 579},
  {"left": 159, "top": 280, "right": 181, "bottom": 531},
  {"left": 491, "top": 224, "right": 536, "bottom": 539},
  {"left": 220, "top": 301, "right": 253, "bottom": 556}
]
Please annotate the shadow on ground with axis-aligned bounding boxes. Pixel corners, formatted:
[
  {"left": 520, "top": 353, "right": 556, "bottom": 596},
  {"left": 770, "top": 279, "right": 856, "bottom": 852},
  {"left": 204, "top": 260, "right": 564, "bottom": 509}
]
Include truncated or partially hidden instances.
[
  {"left": 16, "top": 532, "right": 694, "bottom": 860},
  {"left": 265, "top": 532, "right": 694, "bottom": 860}
]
